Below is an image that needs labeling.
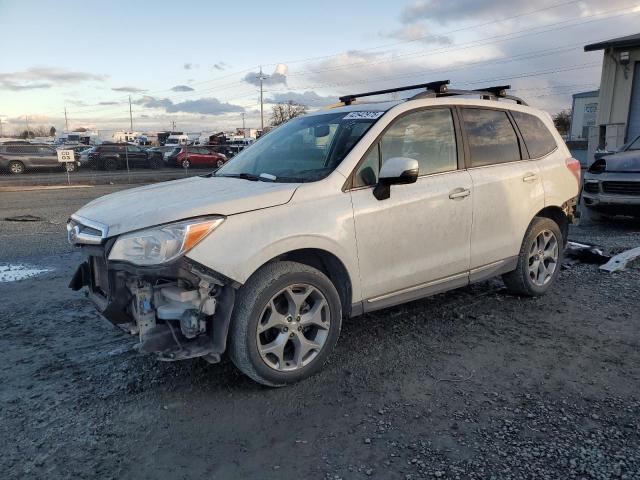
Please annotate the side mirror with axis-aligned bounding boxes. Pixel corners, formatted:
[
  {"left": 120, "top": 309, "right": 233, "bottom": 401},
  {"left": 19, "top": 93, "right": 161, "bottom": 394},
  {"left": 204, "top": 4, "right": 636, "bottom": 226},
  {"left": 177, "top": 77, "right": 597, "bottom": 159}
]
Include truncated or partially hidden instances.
[{"left": 373, "top": 157, "right": 419, "bottom": 200}]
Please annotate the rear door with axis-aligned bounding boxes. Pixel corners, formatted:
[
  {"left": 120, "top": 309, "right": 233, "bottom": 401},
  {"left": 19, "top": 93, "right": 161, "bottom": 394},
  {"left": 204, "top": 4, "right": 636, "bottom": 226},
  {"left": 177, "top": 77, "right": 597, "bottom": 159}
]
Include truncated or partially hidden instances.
[
  {"left": 460, "top": 107, "right": 545, "bottom": 273},
  {"left": 37, "top": 146, "right": 59, "bottom": 167},
  {"left": 125, "top": 145, "right": 146, "bottom": 166}
]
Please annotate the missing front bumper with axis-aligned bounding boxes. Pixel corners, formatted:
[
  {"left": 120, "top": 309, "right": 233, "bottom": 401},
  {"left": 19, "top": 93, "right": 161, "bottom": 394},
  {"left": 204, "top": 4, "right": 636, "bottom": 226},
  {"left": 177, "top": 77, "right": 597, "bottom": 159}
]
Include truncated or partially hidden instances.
[{"left": 69, "top": 256, "right": 236, "bottom": 363}]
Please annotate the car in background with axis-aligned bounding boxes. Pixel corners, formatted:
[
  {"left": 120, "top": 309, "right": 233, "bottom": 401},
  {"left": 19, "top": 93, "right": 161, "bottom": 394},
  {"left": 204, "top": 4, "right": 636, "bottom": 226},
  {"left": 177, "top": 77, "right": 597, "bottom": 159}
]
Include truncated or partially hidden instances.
[
  {"left": 84, "top": 143, "right": 162, "bottom": 170},
  {"left": 174, "top": 146, "right": 227, "bottom": 168},
  {"left": 63, "top": 144, "right": 93, "bottom": 162},
  {"left": 582, "top": 150, "right": 640, "bottom": 220},
  {"left": 594, "top": 134, "right": 640, "bottom": 162},
  {"left": 0, "top": 143, "right": 79, "bottom": 174},
  {"left": 146, "top": 146, "right": 178, "bottom": 166}
]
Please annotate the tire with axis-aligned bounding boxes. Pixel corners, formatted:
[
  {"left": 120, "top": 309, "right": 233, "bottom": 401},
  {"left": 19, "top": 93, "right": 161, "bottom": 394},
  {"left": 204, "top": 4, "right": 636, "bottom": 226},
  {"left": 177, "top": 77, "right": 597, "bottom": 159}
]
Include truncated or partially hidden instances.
[
  {"left": 502, "top": 216, "right": 563, "bottom": 297},
  {"left": 8, "top": 161, "right": 25, "bottom": 174},
  {"left": 228, "top": 261, "right": 342, "bottom": 387},
  {"left": 216, "top": 159, "right": 225, "bottom": 168},
  {"left": 63, "top": 162, "right": 77, "bottom": 173},
  {"left": 103, "top": 157, "right": 118, "bottom": 171},
  {"left": 182, "top": 159, "right": 190, "bottom": 169}
]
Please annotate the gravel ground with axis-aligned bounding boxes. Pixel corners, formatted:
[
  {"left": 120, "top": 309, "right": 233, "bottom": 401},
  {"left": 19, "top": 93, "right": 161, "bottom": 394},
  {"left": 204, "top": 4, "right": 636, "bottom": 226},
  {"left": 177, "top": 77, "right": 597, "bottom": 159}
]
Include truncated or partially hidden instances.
[{"left": 1, "top": 185, "right": 639, "bottom": 479}]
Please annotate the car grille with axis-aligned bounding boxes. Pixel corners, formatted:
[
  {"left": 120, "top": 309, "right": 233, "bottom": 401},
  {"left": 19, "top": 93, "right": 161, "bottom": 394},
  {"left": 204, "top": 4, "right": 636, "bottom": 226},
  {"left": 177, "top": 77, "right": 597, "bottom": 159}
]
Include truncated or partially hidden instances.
[
  {"left": 583, "top": 182, "right": 600, "bottom": 194},
  {"left": 602, "top": 181, "right": 640, "bottom": 196}
]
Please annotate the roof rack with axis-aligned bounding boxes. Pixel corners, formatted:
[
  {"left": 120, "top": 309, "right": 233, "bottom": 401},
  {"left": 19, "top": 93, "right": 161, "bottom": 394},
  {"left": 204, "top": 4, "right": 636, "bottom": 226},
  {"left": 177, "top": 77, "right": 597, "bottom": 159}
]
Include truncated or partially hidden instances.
[
  {"left": 338, "top": 80, "right": 527, "bottom": 106},
  {"left": 339, "top": 80, "right": 450, "bottom": 105}
]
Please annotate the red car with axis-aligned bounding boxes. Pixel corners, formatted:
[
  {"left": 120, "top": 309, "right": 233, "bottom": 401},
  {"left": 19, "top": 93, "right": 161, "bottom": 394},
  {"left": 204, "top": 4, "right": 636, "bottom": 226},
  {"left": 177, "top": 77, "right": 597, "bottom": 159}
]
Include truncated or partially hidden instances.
[{"left": 176, "top": 147, "right": 227, "bottom": 168}]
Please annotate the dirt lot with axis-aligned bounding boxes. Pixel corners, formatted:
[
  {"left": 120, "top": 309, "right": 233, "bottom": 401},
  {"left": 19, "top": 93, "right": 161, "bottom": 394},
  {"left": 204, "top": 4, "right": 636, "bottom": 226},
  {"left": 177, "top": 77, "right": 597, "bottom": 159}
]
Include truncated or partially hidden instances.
[{"left": 1, "top": 185, "right": 639, "bottom": 479}]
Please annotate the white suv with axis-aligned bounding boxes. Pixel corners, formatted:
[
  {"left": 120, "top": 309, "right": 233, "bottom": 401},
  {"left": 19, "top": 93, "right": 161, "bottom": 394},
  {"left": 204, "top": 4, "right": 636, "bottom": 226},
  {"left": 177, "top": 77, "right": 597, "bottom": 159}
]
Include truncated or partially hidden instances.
[{"left": 68, "top": 82, "right": 580, "bottom": 386}]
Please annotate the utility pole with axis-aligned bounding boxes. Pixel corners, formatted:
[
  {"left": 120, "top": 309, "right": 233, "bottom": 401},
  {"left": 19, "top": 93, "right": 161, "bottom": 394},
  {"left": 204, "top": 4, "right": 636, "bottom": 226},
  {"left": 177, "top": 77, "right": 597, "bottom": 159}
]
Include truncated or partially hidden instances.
[
  {"left": 129, "top": 95, "right": 133, "bottom": 131},
  {"left": 241, "top": 112, "right": 246, "bottom": 135},
  {"left": 172, "top": 120, "right": 176, "bottom": 132},
  {"left": 64, "top": 107, "right": 69, "bottom": 132},
  {"left": 0, "top": 118, "right": 3, "bottom": 138},
  {"left": 257, "top": 66, "right": 268, "bottom": 131},
  {"left": 25, "top": 116, "right": 29, "bottom": 137}
]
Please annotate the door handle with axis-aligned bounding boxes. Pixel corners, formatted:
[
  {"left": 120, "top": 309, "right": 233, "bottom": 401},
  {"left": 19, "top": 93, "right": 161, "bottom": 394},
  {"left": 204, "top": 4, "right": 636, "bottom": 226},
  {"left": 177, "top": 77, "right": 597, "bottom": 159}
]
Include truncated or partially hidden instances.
[
  {"left": 522, "top": 172, "right": 539, "bottom": 183},
  {"left": 449, "top": 188, "right": 471, "bottom": 200}
]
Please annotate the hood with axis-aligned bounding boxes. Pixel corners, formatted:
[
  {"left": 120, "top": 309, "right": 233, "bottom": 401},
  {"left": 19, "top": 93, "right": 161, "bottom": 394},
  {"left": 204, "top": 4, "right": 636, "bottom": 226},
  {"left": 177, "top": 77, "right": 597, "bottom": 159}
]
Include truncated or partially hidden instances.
[
  {"left": 73, "top": 176, "right": 299, "bottom": 237},
  {"left": 589, "top": 150, "right": 640, "bottom": 173}
]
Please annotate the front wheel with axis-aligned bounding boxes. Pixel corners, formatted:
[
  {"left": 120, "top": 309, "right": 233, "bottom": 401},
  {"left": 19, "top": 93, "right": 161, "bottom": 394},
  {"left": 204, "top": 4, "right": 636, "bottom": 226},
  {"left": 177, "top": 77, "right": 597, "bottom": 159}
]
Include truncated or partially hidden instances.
[
  {"left": 63, "top": 162, "right": 77, "bottom": 173},
  {"left": 181, "top": 159, "right": 190, "bottom": 169},
  {"left": 502, "top": 216, "right": 563, "bottom": 297},
  {"left": 216, "top": 159, "right": 225, "bottom": 168},
  {"left": 8, "top": 161, "right": 25, "bottom": 174},
  {"left": 228, "top": 261, "right": 342, "bottom": 386}
]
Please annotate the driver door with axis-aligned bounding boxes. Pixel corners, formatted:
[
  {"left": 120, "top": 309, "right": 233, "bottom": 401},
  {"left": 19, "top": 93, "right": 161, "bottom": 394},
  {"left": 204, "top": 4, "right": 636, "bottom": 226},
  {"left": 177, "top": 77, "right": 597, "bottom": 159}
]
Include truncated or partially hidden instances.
[{"left": 349, "top": 108, "right": 473, "bottom": 309}]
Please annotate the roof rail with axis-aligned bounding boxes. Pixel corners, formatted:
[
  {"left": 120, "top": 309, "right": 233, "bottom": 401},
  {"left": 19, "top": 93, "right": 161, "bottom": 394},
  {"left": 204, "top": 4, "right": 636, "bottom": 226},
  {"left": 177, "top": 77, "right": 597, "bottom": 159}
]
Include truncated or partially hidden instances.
[
  {"left": 339, "top": 80, "right": 450, "bottom": 105},
  {"left": 429, "top": 84, "right": 528, "bottom": 105}
]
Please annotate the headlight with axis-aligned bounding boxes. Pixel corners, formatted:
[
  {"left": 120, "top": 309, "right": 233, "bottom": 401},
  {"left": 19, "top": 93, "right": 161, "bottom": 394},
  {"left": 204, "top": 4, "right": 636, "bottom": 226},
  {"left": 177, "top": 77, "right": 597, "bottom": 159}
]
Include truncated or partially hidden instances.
[{"left": 108, "top": 217, "right": 224, "bottom": 265}]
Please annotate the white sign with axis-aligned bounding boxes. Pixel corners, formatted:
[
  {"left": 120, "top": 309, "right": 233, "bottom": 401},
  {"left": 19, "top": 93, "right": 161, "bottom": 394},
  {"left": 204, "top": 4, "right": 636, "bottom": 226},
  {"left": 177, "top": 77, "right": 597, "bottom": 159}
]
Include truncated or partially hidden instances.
[
  {"left": 57, "top": 150, "right": 74, "bottom": 163},
  {"left": 343, "top": 111, "right": 385, "bottom": 120}
]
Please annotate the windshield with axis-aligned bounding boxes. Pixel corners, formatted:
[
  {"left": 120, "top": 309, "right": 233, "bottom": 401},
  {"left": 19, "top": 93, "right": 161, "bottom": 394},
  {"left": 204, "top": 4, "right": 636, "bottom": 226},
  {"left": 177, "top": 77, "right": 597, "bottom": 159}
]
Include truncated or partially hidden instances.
[{"left": 215, "top": 111, "right": 381, "bottom": 182}]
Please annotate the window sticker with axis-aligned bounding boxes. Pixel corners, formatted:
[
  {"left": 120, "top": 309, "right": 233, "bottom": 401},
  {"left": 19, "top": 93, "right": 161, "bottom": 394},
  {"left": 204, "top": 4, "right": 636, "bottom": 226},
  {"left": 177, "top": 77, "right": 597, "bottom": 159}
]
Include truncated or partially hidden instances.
[{"left": 343, "top": 111, "right": 385, "bottom": 120}]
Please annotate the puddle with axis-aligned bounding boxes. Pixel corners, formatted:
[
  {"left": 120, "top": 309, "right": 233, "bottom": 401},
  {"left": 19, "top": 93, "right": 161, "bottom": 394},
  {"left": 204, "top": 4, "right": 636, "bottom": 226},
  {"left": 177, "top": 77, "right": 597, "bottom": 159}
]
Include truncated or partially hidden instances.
[{"left": 0, "top": 264, "right": 52, "bottom": 283}]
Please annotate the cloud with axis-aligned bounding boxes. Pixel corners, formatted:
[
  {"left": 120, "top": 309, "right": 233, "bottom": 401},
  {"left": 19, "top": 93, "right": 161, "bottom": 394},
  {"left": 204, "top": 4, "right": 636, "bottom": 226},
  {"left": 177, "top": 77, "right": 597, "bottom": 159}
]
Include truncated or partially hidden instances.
[
  {"left": 0, "top": 66, "right": 106, "bottom": 91},
  {"left": 98, "top": 101, "right": 120, "bottom": 105},
  {"left": 183, "top": 63, "right": 200, "bottom": 70},
  {"left": 398, "top": 0, "right": 630, "bottom": 24},
  {"left": 244, "top": 64, "right": 288, "bottom": 86},
  {"left": 111, "top": 86, "right": 147, "bottom": 93},
  {"left": 267, "top": 91, "right": 337, "bottom": 107},
  {"left": 381, "top": 23, "right": 452, "bottom": 45},
  {"left": 137, "top": 95, "right": 244, "bottom": 115},
  {"left": 170, "top": 85, "right": 195, "bottom": 92},
  {"left": 212, "top": 62, "right": 228, "bottom": 71}
]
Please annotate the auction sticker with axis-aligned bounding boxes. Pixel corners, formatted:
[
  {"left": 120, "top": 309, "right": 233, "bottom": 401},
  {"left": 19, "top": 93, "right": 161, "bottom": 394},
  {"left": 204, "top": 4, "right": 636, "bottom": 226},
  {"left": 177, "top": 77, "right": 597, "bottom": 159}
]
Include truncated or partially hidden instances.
[{"left": 343, "top": 111, "right": 385, "bottom": 120}]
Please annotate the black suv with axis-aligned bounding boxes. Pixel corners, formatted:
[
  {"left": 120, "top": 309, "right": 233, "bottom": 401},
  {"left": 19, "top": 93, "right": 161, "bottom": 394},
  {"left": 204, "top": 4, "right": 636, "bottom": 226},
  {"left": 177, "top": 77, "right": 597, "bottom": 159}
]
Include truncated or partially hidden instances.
[
  {"left": 0, "top": 143, "right": 79, "bottom": 174},
  {"left": 85, "top": 143, "right": 162, "bottom": 170}
]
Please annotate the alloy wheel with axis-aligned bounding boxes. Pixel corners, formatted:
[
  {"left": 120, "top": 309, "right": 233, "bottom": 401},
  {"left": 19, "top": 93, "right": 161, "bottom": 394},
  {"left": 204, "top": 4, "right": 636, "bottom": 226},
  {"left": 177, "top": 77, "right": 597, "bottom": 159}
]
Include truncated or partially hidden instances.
[
  {"left": 528, "top": 229, "right": 558, "bottom": 286},
  {"left": 256, "top": 283, "right": 330, "bottom": 372}
]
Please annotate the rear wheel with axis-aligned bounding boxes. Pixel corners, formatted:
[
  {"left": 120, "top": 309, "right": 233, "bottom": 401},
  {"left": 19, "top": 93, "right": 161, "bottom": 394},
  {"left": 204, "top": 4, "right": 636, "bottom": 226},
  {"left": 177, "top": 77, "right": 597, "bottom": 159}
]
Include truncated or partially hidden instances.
[
  {"left": 103, "top": 157, "right": 118, "bottom": 171},
  {"left": 8, "top": 161, "right": 25, "bottom": 174},
  {"left": 182, "top": 159, "right": 190, "bottom": 169},
  {"left": 503, "top": 216, "right": 563, "bottom": 297},
  {"left": 149, "top": 156, "right": 162, "bottom": 169},
  {"left": 228, "top": 261, "right": 342, "bottom": 386},
  {"left": 216, "top": 159, "right": 225, "bottom": 168}
]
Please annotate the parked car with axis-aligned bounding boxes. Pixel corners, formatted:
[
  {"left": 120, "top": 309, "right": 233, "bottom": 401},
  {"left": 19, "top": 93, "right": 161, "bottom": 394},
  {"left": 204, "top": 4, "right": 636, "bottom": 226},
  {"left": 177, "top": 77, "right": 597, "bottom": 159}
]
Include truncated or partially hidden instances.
[
  {"left": 63, "top": 144, "right": 93, "bottom": 162},
  {"left": 68, "top": 82, "right": 579, "bottom": 386},
  {"left": 85, "top": 143, "right": 162, "bottom": 170},
  {"left": 582, "top": 150, "right": 640, "bottom": 220},
  {"left": 146, "top": 146, "right": 177, "bottom": 166},
  {"left": 0, "top": 143, "right": 79, "bottom": 174},
  {"left": 594, "top": 134, "right": 640, "bottom": 162},
  {"left": 175, "top": 146, "right": 227, "bottom": 168}
]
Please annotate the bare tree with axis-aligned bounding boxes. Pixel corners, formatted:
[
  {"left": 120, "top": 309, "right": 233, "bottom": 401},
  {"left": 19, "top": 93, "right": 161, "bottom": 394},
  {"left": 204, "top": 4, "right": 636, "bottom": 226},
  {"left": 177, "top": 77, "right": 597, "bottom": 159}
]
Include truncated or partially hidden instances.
[
  {"left": 553, "top": 109, "right": 572, "bottom": 136},
  {"left": 270, "top": 101, "right": 308, "bottom": 127}
]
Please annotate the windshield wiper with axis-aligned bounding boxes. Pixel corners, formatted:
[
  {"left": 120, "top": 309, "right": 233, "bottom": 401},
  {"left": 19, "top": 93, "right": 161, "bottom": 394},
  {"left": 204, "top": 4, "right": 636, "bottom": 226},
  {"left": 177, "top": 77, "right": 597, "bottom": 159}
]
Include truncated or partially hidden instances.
[{"left": 215, "top": 172, "right": 261, "bottom": 181}]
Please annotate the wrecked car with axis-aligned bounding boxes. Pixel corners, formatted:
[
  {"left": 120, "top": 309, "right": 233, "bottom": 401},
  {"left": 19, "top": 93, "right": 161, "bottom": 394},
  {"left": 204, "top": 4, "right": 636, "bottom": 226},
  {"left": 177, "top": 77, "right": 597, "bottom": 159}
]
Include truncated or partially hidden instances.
[
  {"left": 68, "top": 81, "right": 579, "bottom": 386},
  {"left": 582, "top": 151, "right": 640, "bottom": 220}
]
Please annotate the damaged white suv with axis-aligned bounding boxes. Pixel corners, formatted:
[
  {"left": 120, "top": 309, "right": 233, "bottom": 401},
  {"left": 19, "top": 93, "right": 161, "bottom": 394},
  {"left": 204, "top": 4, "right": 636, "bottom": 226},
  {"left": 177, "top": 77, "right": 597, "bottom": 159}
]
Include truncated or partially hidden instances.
[{"left": 68, "top": 81, "right": 580, "bottom": 386}]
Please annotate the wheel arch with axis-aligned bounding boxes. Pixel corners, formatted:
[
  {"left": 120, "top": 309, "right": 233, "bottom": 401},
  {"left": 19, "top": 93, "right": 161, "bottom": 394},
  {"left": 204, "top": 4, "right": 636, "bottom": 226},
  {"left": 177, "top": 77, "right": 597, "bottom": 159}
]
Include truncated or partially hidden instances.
[
  {"left": 248, "top": 248, "right": 354, "bottom": 318},
  {"left": 534, "top": 205, "right": 569, "bottom": 245}
]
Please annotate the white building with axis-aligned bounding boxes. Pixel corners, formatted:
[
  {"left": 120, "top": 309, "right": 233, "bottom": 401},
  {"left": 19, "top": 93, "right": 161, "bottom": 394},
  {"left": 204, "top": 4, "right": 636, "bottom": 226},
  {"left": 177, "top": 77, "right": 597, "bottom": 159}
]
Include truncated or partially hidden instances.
[{"left": 569, "top": 90, "right": 599, "bottom": 141}]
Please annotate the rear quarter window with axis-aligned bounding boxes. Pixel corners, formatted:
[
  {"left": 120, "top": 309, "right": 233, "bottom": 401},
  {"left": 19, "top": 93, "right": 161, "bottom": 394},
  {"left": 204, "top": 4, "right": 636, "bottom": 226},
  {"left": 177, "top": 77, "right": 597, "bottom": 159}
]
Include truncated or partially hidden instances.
[
  {"left": 461, "top": 108, "right": 522, "bottom": 167},
  {"left": 511, "top": 111, "right": 558, "bottom": 158}
]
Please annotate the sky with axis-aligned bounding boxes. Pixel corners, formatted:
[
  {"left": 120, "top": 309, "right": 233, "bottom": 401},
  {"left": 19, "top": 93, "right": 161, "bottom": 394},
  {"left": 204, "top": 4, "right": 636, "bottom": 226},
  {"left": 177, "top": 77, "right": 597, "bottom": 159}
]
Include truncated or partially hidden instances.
[{"left": 1, "top": 0, "right": 639, "bottom": 136}]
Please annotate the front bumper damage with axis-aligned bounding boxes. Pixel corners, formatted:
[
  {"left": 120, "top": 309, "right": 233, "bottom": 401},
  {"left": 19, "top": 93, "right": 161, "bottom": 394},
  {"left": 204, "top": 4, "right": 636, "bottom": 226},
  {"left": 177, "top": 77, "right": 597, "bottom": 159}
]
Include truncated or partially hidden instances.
[{"left": 69, "top": 243, "right": 236, "bottom": 363}]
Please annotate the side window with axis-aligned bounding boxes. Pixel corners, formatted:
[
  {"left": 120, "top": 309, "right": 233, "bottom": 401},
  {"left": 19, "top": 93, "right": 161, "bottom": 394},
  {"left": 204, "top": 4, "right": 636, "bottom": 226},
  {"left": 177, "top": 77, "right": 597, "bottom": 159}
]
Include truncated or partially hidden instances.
[
  {"left": 353, "top": 144, "right": 380, "bottom": 188},
  {"left": 38, "top": 147, "right": 55, "bottom": 154},
  {"left": 462, "top": 108, "right": 522, "bottom": 167},
  {"left": 511, "top": 111, "right": 557, "bottom": 158},
  {"left": 380, "top": 108, "right": 458, "bottom": 175}
]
